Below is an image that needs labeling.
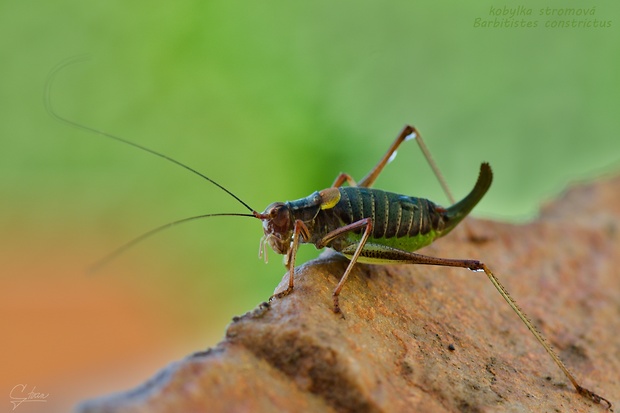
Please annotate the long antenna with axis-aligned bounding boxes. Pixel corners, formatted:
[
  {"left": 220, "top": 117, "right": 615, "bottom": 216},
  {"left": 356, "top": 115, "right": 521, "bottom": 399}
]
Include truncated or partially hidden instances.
[
  {"left": 45, "top": 56, "right": 255, "bottom": 213},
  {"left": 88, "top": 213, "right": 256, "bottom": 273}
]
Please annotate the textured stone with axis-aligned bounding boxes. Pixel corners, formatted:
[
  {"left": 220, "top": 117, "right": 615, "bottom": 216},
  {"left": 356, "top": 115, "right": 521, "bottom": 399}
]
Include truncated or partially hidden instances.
[{"left": 78, "top": 174, "right": 620, "bottom": 413}]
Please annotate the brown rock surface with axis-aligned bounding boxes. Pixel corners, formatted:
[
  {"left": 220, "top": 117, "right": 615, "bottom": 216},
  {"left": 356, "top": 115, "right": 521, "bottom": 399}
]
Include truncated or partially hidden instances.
[{"left": 78, "top": 174, "right": 620, "bottom": 413}]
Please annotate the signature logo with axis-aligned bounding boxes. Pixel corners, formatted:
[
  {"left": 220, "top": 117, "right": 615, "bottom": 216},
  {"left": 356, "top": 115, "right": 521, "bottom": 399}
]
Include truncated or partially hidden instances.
[{"left": 9, "top": 384, "right": 49, "bottom": 410}]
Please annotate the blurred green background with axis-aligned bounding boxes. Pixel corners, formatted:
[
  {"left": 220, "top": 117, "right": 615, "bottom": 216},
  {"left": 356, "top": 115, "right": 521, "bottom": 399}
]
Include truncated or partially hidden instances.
[{"left": 1, "top": 1, "right": 618, "bottom": 411}]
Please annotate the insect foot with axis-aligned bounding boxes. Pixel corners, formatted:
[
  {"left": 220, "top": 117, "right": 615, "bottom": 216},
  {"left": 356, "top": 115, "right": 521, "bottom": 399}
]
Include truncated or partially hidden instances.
[
  {"left": 332, "top": 294, "right": 347, "bottom": 319},
  {"left": 269, "top": 286, "right": 294, "bottom": 302},
  {"left": 576, "top": 385, "right": 613, "bottom": 410}
]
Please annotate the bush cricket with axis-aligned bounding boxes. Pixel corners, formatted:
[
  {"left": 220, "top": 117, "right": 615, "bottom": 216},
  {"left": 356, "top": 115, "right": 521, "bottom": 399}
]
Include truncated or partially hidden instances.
[{"left": 46, "top": 58, "right": 611, "bottom": 409}]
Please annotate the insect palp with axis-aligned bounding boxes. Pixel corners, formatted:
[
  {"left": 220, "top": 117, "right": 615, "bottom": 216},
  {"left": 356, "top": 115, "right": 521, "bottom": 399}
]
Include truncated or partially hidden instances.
[{"left": 258, "top": 235, "right": 269, "bottom": 263}]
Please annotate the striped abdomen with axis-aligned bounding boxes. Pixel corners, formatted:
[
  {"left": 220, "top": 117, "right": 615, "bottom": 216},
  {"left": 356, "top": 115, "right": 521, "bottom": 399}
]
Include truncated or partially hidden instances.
[
  {"left": 300, "top": 163, "right": 491, "bottom": 253},
  {"left": 333, "top": 187, "right": 447, "bottom": 240}
]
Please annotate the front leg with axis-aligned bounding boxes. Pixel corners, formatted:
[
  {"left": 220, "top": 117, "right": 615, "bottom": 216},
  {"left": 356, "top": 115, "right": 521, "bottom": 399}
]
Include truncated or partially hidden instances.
[{"left": 270, "top": 219, "right": 310, "bottom": 301}]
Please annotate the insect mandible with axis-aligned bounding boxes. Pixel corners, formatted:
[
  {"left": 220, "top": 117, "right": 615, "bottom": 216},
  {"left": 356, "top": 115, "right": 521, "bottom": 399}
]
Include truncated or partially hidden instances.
[{"left": 45, "top": 57, "right": 611, "bottom": 410}]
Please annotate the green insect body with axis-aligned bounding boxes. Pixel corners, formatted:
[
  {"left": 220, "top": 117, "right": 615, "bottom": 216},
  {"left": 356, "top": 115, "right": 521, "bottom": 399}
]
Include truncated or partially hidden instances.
[{"left": 267, "top": 162, "right": 491, "bottom": 266}]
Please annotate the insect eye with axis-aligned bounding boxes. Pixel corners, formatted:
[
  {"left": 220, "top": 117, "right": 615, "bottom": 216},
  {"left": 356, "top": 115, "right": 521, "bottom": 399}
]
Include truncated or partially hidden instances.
[{"left": 271, "top": 205, "right": 290, "bottom": 227}]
